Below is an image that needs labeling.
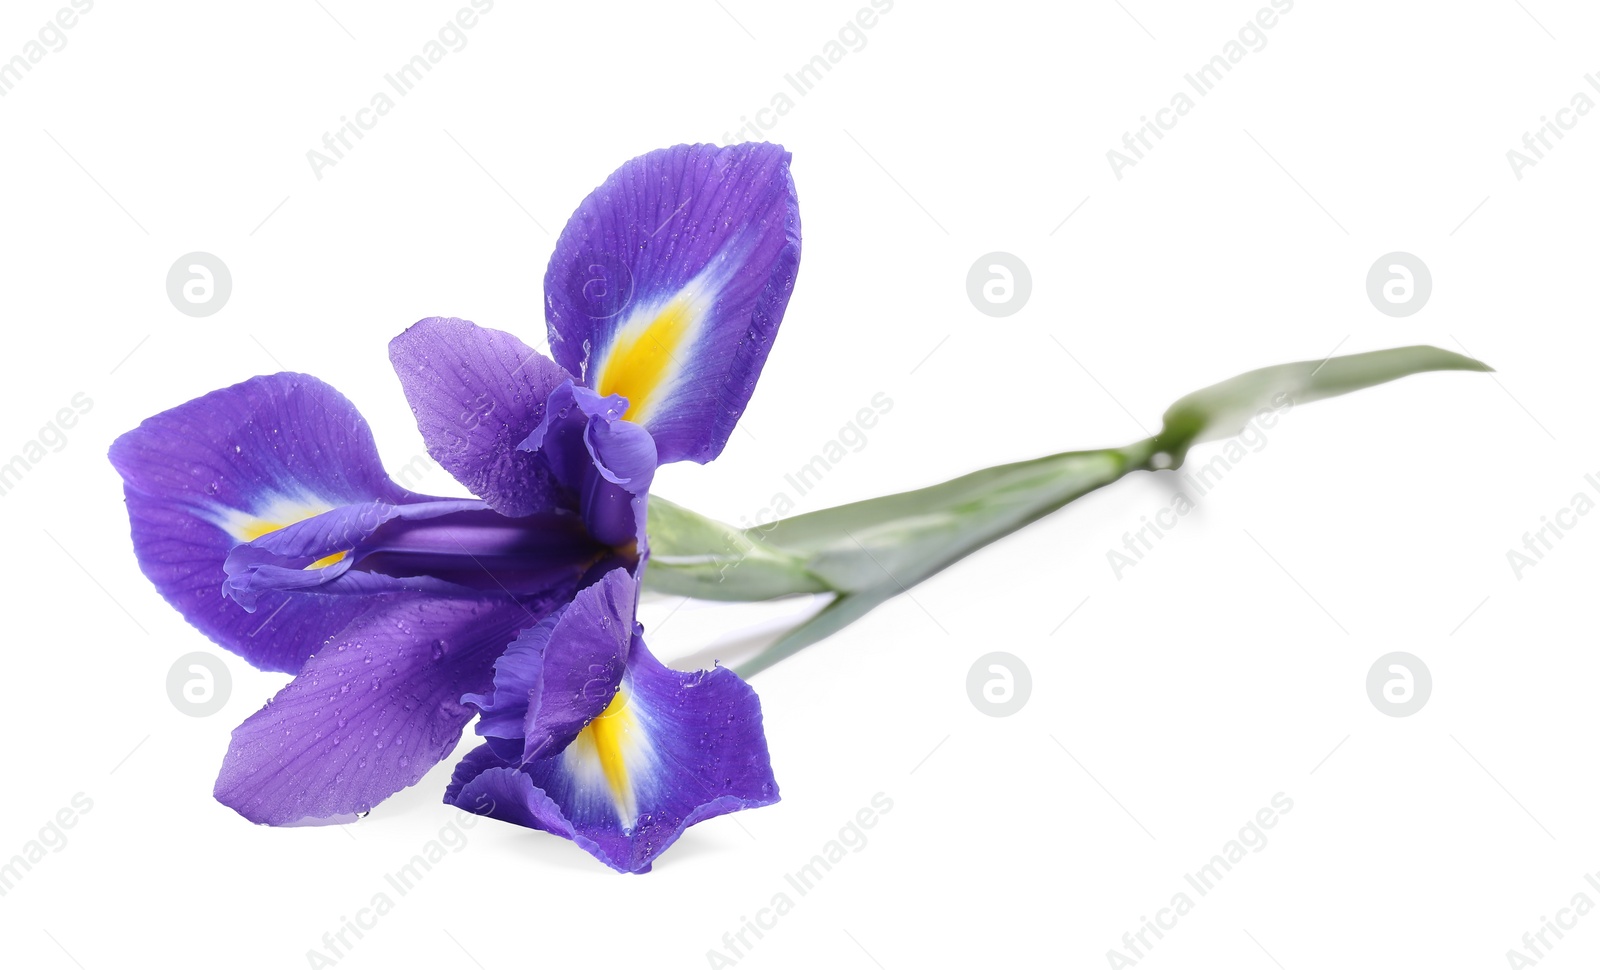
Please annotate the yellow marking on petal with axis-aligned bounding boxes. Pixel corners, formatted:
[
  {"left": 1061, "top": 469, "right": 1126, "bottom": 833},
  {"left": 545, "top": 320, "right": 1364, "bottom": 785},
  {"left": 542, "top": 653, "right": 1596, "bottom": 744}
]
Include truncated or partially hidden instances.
[
  {"left": 227, "top": 503, "right": 345, "bottom": 569},
  {"left": 239, "top": 519, "right": 289, "bottom": 541},
  {"left": 569, "top": 689, "right": 641, "bottom": 826},
  {"left": 593, "top": 296, "right": 696, "bottom": 423}
]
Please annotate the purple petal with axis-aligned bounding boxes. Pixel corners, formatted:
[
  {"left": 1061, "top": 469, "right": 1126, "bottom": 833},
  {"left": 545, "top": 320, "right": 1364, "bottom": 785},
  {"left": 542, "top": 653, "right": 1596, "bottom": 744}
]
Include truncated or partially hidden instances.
[
  {"left": 463, "top": 613, "right": 560, "bottom": 760},
  {"left": 462, "top": 568, "right": 634, "bottom": 762},
  {"left": 447, "top": 626, "right": 780, "bottom": 873},
  {"left": 519, "top": 382, "right": 655, "bottom": 548},
  {"left": 389, "top": 317, "right": 573, "bottom": 516},
  {"left": 220, "top": 498, "right": 482, "bottom": 608},
  {"left": 443, "top": 756, "right": 585, "bottom": 849},
  {"left": 544, "top": 143, "right": 801, "bottom": 465},
  {"left": 522, "top": 568, "right": 634, "bottom": 757},
  {"left": 220, "top": 494, "right": 615, "bottom": 616},
  {"left": 109, "top": 373, "right": 421, "bottom": 674},
  {"left": 356, "top": 507, "right": 615, "bottom": 601},
  {"left": 584, "top": 402, "right": 658, "bottom": 489},
  {"left": 214, "top": 596, "right": 538, "bottom": 825},
  {"left": 444, "top": 749, "right": 576, "bottom": 838}
]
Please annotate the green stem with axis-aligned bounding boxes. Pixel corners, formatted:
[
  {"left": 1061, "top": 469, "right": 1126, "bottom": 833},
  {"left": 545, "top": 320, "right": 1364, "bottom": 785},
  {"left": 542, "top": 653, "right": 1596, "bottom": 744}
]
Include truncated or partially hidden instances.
[{"left": 642, "top": 344, "right": 1493, "bottom": 675}]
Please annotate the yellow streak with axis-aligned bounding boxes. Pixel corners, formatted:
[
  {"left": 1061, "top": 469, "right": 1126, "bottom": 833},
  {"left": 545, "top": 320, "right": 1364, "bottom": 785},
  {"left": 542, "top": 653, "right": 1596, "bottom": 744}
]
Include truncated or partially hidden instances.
[
  {"left": 239, "top": 520, "right": 287, "bottom": 541},
  {"left": 594, "top": 297, "right": 693, "bottom": 422},
  {"left": 570, "top": 690, "right": 637, "bottom": 822},
  {"left": 239, "top": 516, "right": 346, "bottom": 569}
]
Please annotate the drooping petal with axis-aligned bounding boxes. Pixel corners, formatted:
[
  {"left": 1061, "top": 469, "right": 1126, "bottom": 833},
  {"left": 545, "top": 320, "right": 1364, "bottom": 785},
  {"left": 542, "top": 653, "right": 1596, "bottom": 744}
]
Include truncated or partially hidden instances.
[
  {"left": 520, "top": 568, "right": 633, "bottom": 758},
  {"left": 214, "top": 596, "right": 537, "bottom": 826},
  {"left": 445, "top": 572, "right": 779, "bottom": 873},
  {"left": 464, "top": 613, "right": 560, "bottom": 761},
  {"left": 520, "top": 382, "right": 656, "bottom": 548},
  {"left": 109, "top": 373, "right": 427, "bottom": 674},
  {"left": 389, "top": 317, "right": 573, "bottom": 517},
  {"left": 544, "top": 143, "right": 801, "bottom": 465},
  {"left": 442, "top": 750, "right": 592, "bottom": 849},
  {"left": 442, "top": 742, "right": 517, "bottom": 812},
  {"left": 462, "top": 568, "right": 634, "bottom": 762}
]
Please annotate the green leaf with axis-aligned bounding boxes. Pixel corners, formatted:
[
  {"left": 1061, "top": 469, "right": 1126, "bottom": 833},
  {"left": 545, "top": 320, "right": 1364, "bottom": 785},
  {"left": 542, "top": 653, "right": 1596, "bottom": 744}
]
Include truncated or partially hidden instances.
[
  {"left": 643, "top": 496, "right": 830, "bottom": 601},
  {"left": 643, "top": 450, "right": 1144, "bottom": 675},
  {"left": 731, "top": 588, "right": 894, "bottom": 678},
  {"left": 753, "top": 447, "right": 1136, "bottom": 594},
  {"left": 1153, "top": 344, "right": 1492, "bottom": 464},
  {"left": 641, "top": 345, "right": 1492, "bottom": 673}
]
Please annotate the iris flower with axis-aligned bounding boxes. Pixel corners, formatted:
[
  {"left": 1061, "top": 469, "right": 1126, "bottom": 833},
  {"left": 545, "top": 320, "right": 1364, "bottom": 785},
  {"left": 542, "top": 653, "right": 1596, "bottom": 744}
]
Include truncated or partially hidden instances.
[{"left": 110, "top": 142, "right": 801, "bottom": 872}]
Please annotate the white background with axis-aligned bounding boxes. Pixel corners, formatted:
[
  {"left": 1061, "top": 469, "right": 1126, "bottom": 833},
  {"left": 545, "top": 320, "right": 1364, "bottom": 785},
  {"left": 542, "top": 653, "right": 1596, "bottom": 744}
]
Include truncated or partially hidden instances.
[{"left": 1, "top": 1, "right": 1596, "bottom": 967}]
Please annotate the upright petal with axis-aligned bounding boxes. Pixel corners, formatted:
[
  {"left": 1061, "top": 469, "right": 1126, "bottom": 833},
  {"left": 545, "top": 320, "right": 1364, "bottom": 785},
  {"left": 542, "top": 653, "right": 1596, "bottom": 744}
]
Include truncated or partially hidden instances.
[
  {"left": 389, "top": 317, "right": 573, "bottom": 517},
  {"left": 214, "top": 596, "right": 537, "bottom": 825},
  {"left": 109, "top": 373, "right": 425, "bottom": 674},
  {"left": 519, "top": 382, "right": 656, "bottom": 549},
  {"left": 544, "top": 143, "right": 801, "bottom": 465}
]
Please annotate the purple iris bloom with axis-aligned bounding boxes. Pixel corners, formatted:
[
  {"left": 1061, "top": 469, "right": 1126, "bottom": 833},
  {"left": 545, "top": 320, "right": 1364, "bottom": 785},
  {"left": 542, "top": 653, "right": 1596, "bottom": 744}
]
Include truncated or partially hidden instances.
[{"left": 109, "top": 142, "right": 800, "bottom": 872}]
